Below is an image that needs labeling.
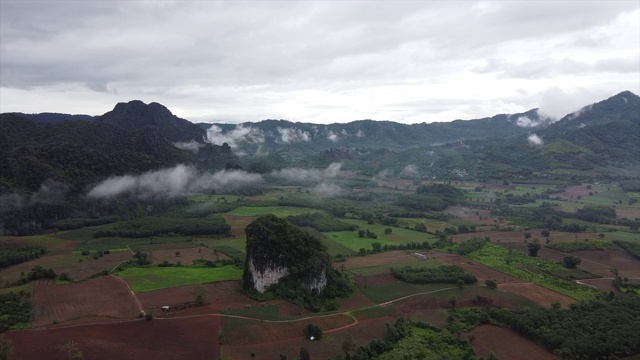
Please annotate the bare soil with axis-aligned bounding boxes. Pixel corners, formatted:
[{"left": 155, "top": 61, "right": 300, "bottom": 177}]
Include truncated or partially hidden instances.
[
  {"left": 343, "top": 250, "right": 456, "bottom": 270},
  {"left": 223, "top": 214, "right": 255, "bottom": 237},
  {"left": 444, "top": 206, "right": 494, "bottom": 225},
  {"left": 149, "top": 246, "right": 230, "bottom": 265},
  {"left": 31, "top": 276, "right": 140, "bottom": 326},
  {"left": 572, "top": 250, "right": 640, "bottom": 278},
  {"left": 466, "top": 325, "right": 558, "bottom": 360},
  {"left": 497, "top": 283, "right": 575, "bottom": 308},
  {"left": 437, "top": 255, "right": 521, "bottom": 284},
  {"left": 8, "top": 316, "right": 220, "bottom": 360}
]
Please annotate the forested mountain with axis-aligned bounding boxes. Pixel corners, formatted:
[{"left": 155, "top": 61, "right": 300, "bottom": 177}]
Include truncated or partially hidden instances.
[{"left": 97, "top": 100, "right": 207, "bottom": 143}]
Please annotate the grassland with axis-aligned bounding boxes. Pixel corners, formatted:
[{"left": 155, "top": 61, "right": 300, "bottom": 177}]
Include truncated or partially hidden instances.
[
  {"left": 228, "top": 206, "right": 322, "bottom": 217},
  {"left": 118, "top": 265, "right": 243, "bottom": 292},
  {"left": 468, "top": 243, "right": 600, "bottom": 301},
  {"left": 74, "top": 235, "right": 193, "bottom": 252}
]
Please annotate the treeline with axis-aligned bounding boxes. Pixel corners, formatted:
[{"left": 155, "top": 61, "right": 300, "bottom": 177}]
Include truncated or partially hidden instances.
[
  {"left": 50, "top": 216, "right": 119, "bottom": 230},
  {"left": 488, "top": 295, "right": 640, "bottom": 359},
  {"left": 391, "top": 265, "right": 477, "bottom": 285},
  {"left": 14, "top": 265, "right": 56, "bottom": 286},
  {"left": 450, "top": 237, "right": 490, "bottom": 255},
  {"left": 0, "top": 291, "right": 32, "bottom": 332},
  {"left": 287, "top": 212, "right": 357, "bottom": 232},
  {"left": 0, "top": 245, "right": 47, "bottom": 269},
  {"left": 360, "top": 241, "right": 432, "bottom": 256},
  {"left": 93, "top": 216, "right": 230, "bottom": 238},
  {"left": 545, "top": 240, "right": 612, "bottom": 252},
  {"left": 613, "top": 240, "right": 640, "bottom": 260}
]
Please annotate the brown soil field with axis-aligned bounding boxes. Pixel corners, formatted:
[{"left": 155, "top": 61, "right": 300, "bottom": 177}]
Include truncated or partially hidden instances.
[
  {"left": 31, "top": 276, "right": 140, "bottom": 326},
  {"left": 437, "top": 255, "right": 521, "bottom": 284},
  {"left": 497, "top": 282, "right": 575, "bottom": 308},
  {"left": 572, "top": 250, "right": 640, "bottom": 278},
  {"left": 221, "top": 313, "right": 355, "bottom": 346},
  {"left": 339, "top": 289, "right": 376, "bottom": 311},
  {"left": 577, "top": 278, "right": 619, "bottom": 293},
  {"left": 224, "top": 214, "right": 255, "bottom": 237},
  {"left": 466, "top": 325, "right": 557, "bottom": 360},
  {"left": 0, "top": 251, "right": 132, "bottom": 285},
  {"left": 343, "top": 250, "right": 456, "bottom": 270},
  {"left": 616, "top": 205, "right": 640, "bottom": 219},
  {"left": 149, "top": 245, "right": 230, "bottom": 265},
  {"left": 137, "top": 280, "right": 255, "bottom": 311},
  {"left": 356, "top": 272, "right": 401, "bottom": 287},
  {"left": 221, "top": 316, "right": 392, "bottom": 360},
  {"left": 8, "top": 316, "right": 220, "bottom": 360},
  {"left": 554, "top": 184, "right": 594, "bottom": 201},
  {"left": 57, "top": 251, "right": 133, "bottom": 280},
  {"left": 0, "top": 235, "right": 77, "bottom": 252}
]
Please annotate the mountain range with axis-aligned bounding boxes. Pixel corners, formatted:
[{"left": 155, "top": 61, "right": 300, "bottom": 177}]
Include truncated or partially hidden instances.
[{"left": 1, "top": 90, "right": 638, "bottom": 194}]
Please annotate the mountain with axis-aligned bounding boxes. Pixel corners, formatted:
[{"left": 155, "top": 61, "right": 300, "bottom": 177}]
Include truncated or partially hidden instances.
[
  {"left": 0, "top": 113, "right": 192, "bottom": 194},
  {"left": 97, "top": 100, "right": 206, "bottom": 143},
  {"left": 546, "top": 91, "right": 640, "bottom": 131},
  {"left": 16, "top": 112, "right": 96, "bottom": 124}
]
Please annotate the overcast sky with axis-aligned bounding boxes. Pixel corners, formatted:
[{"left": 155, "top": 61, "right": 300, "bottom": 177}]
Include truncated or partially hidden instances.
[{"left": 1, "top": 1, "right": 638, "bottom": 124}]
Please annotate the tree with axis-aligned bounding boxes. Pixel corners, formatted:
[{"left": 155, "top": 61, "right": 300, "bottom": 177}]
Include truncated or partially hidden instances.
[
  {"left": 0, "top": 335, "right": 14, "bottom": 360},
  {"left": 485, "top": 279, "right": 498, "bottom": 289},
  {"left": 527, "top": 241, "right": 541, "bottom": 257},
  {"left": 563, "top": 255, "right": 582, "bottom": 269},
  {"left": 341, "top": 336, "right": 356, "bottom": 357},
  {"left": 541, "top": 229, "right": 551, "bottom": 237},
  {"left": 192, "top": 284, "right": 206, "bottom": 306},
  {"left": 175, "top": 251, "right": 181, "bottom": 257},
  {"left": 448, "top": 295, "right": 457, "bottom": 309},
  {"left": 456, "top": 279, "right": 464, "bottom": 289},
  {"left": 299, "top": 347, "right": 310, "bottom": 360},
  {"left": 303, "top": 323, "right": 323, "bottom": 340},
  {"left": 58, "top": 340, "right": 84, "bottom": 360}
]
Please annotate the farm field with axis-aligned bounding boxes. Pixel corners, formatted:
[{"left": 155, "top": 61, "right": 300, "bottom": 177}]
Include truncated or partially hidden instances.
[
  {"left": 31, "top": 276, "right": 140, "bottom": 326},
  {"left": 2, "top": 180, "right": 639, "bottom": 360},
  {"left": 465, "top": 325, "right": 557, "bottom": 360}
]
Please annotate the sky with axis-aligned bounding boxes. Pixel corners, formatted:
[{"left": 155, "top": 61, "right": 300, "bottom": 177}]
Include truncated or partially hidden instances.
[{"left": 1, "top": 1, "right": 638, "bottom": 124}]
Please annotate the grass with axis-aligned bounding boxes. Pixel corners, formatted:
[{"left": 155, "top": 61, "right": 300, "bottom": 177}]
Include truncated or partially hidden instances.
[
  {"left": 351, "top": 305, "right": 394, "bottom": 320},
  {"left": 118, "top": 265, "right": 243, "bottom": 292},
  {"left": 202, "top": 237, "right": 247, "bottom": 254},
  {"left": 228, "top": 206, "right": 322, "bottom": 217},
  {"left": 325, "top": 219, "right": 436, "bottom": 252},
  {"left": 468, "top": 243, "right": 601, "bottom": 301},
  {"left": 0, "top": 283, "right": 33, "bottom": 295},
  {"left": 325, "top": 231, "right": 397, "bottom": 251}
]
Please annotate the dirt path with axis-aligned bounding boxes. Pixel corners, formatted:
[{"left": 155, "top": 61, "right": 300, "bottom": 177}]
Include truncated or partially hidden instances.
[{"left": 110, "top": 274, "right": 143, "bottom": 312}]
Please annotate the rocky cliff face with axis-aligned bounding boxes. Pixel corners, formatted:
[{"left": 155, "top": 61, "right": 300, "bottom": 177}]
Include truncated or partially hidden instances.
[{"left": 247, "top": 258, "right": 290, "bottom": 293}]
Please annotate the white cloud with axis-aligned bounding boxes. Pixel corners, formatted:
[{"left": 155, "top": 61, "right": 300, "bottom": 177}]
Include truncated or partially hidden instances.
[
  {"left": 206, "top": 124, "right": 264, "bottom": 148},
  {"left": 527, "top": 134, "right": 544, "bottom": 146},
  {"left": 173, "top": 140, "right": 204, "bottom": 153},
  {"left": 400, "top": 164, "right": 419, "bottom": 177},
  {"left": 87, "top": 165, "right": 263, "bottom": 198},
  {"left": 276, "top": 127, "right": 310, "bottom": 144},
  {"left": 327, "top": 130, "right": 339, "bottom": 142},
  {"left": 270, "top": 162, "right": 342, "bottom": 182}
]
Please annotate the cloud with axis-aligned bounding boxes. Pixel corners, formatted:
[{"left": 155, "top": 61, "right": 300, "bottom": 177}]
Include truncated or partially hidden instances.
[
  {"left": 327, "top": 131, "right": 339, "bottom": 142},
  {"left": 400, "top": 164, "right": 419, "bottom": 177},
  {"left": 206, "top": 124, "right": 264, "bottom": 148},
  {"left": 270, "top": 162, "right": 342, "bottom": 182},
  {"left": 0, "top": 179, "right": 70, "bottom": 214},
  {"left": 313, "top": 182, "right": 343, "bottom": 196},
  {"left": 527, "top": 134, "right": 544, "bottom": 146},
  {"left": 355, "top": 130, "right": 365, "bottom": 138},
  {"left": 276, "top": 127, "right": 310, "bottom": 144},
  {"left": 515, "top": 113, "right": 554, "bottom": 128},
  {"left": 0, "top": 1, "right": 637, "bottom": 123},
  {"left": 173, "top": 140, "right": 204, "bottom": 153},
  {"left": 87, "top": 164, "right": 263, "bottom": 198}
]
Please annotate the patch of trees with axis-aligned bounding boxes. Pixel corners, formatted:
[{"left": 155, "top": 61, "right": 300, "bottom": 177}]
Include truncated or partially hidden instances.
[
  {"left": 360, "top": 241, "right": 432, "bottom": 256},
  {"left": 573, "top": 206, "right": 617, "bottom": 224},
  {"left": 391, "top": 265, "right": 477, "bottom": 285},
  {"left": 451, "top": 237, "right": 490, "bottom": 255},
  {"left": 0, "top": 246, "right": 46, "bottom": 269},
  {"left": 93, "top": 216, "right": 230, "bottom": 238},
  {"left": 287, "top": 212, "right": 357, "bottom": 232},
  {"left": 358, "top": 229, "right": 378, "bottom": 239},
  {"left": 0, "top": 292, "right": 32, "bottom": 332},
  {"left": 12, "top": 265, "right": 56, "bottom": 286},
  {"left": 488, "top": 295, "right": 640, "bottom": 359},
  {"left": 562, "top": 255, "right": 582, "bottom": 268},
  {"left": 546, "top": 240, "right": 611, "bottom": 252},
  {"left": 620, "top": 180, "right": 640, "bottom": 192}
]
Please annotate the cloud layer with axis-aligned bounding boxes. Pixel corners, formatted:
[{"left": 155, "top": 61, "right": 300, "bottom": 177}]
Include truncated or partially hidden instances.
[
  {"left": 1, "top": 1, "right": 638, "bottom": 123},
  {"left": 87, "top": 165, "right": 263, "bottom": 198}
]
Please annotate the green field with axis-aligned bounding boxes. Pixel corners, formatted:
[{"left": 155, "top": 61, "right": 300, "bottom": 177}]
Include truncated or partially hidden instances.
[
  {"left": 223, "top": 304, "right": 285, "bottom": 320},
  {"left": 118, "top": 265, "right": 243, "bottom": 292},
  {"left": 468, "top": 243, "right": 600, "bottom": 301}
]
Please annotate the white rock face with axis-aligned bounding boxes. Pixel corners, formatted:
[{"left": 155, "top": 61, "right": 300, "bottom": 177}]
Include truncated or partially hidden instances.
[
  {"left": 248, "top": 258, "right": 289, "bottom": 293},
  {"left": 307, "top": 268, "right": 327, "bottom": 294}
]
